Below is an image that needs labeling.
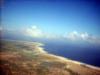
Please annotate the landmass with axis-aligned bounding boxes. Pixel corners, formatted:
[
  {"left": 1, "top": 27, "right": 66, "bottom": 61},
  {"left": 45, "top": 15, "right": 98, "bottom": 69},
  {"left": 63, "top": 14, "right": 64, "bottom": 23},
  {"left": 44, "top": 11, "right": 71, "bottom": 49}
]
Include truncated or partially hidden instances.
[{"left": 0, "top": 40, "right": 100, "bottom": 75}]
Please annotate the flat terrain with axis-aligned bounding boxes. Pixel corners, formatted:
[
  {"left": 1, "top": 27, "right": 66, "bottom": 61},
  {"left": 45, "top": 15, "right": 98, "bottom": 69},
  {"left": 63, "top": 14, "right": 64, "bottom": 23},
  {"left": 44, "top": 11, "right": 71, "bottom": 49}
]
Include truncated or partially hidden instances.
[{"left": 0, "top": 40, "right": 100, "bottom": 75}]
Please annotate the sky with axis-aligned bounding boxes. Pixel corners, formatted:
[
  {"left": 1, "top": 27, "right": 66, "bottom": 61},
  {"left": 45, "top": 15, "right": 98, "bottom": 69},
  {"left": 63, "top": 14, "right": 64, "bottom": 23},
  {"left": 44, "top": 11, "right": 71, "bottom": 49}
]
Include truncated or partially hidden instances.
[{"left": 1, "top": 0, "right": 100, "bottom": 44}]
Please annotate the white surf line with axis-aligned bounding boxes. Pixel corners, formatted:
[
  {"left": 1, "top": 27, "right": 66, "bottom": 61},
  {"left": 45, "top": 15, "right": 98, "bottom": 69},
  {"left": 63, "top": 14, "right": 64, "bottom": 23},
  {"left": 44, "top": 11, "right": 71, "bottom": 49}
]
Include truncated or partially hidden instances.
[
  {"left": 45, "top": 52, "right": 100, "bottom": 70},
  {"left": 66, "top": 59, "right": 100, "bottom": 70},
  {"left": 80, "top": 63, "right": 100, "bottom": 70}
]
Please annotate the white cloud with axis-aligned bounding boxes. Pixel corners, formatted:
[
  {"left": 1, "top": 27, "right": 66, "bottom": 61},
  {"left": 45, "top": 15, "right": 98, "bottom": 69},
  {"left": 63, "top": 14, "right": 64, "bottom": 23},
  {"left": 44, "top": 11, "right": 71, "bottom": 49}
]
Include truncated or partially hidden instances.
[
  {"left": 25, "top": 26, "right": 60, "bottom": 39},
  {"left": 64, "top": 31, "right": 80, "bottom": 41},
  {"left": 80, "top": 32, "right": 89, "bottom": 40},
  {"left": 25, "top": 26, "right": 43, "bottom": 38},
  {"left": 0, "top": 26, "right": 3, "bottom": 31},
  {"left": 83, "top": 35, "right": 100, "bottom": 44},
  {"left": 80, "top": 32, "right": 100, "bottom": 44},
  {"left": 64, "top": 31, "right": 100, "bottom": 44}
]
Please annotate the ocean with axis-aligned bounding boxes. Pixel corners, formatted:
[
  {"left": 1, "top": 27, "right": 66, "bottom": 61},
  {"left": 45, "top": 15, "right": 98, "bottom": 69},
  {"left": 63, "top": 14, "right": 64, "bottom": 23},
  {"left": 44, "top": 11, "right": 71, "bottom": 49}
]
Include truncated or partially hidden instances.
[{"left": 43, "top": 40, "right": 100, "bottom": 67}]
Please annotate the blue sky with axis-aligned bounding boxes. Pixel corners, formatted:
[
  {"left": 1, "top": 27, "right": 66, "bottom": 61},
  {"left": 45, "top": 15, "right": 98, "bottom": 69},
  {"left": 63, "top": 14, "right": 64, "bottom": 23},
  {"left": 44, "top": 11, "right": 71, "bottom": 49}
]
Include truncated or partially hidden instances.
[{"left": 1, "top": 0, "right": 100, "bottom": 38}]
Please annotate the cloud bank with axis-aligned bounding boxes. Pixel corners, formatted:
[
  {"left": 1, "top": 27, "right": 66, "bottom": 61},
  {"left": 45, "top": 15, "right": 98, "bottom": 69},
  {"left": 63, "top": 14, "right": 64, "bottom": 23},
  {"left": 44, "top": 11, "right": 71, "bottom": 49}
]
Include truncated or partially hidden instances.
[
  {"left": 64, "top": 31, "right": 100, "bottom": 44},
  {"left": 24, "top": 26, "right": 61, "bottom": 39},
  {"left": 1, "top": 25, "right": 100, "bottom": 44},
  {"left": 25, "top": 26, "right": 43, "bottom": 38}
]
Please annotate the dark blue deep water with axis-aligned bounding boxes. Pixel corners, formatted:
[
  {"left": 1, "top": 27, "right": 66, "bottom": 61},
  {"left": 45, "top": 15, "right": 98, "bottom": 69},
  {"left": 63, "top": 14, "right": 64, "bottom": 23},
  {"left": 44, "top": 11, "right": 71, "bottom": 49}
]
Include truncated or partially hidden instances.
[{"left": 43, "top": 40, "right": 100, "bottom": 67}]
